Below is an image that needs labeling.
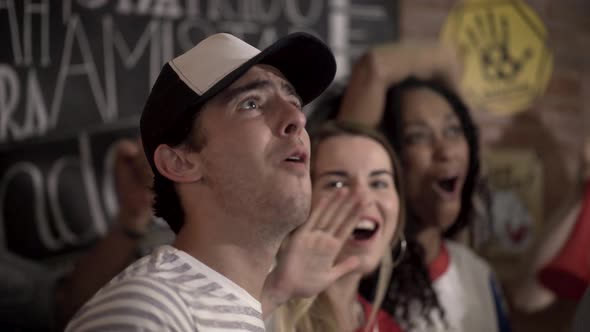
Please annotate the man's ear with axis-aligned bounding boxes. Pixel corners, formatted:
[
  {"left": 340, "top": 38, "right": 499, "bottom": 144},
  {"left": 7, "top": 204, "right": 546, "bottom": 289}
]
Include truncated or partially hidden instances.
[{"left": 153, "top": 144, "right": 202, "bottom": 183}]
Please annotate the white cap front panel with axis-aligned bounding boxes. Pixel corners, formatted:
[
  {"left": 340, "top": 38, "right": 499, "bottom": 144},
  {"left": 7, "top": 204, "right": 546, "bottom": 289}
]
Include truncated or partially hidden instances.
[{"left": 169, "top": 33, "right": 261, "bottom": 95}]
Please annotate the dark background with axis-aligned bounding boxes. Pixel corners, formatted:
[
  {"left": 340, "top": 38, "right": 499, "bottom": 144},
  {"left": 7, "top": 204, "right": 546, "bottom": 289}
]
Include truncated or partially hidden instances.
[{"left": 0, "top": 0, "right": 398, "bottom": 261}]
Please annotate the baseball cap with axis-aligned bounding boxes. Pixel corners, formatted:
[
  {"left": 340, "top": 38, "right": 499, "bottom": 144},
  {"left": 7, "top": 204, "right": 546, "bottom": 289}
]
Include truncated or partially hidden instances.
[{"left": 140, "top": 32, "right": 337, "bottom": 173}]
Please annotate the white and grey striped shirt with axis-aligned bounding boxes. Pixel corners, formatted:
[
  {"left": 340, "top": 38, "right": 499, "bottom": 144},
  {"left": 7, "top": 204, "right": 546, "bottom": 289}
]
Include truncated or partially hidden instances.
[{"left": 66, "top": 245, "right": 265, "bottom": 332}]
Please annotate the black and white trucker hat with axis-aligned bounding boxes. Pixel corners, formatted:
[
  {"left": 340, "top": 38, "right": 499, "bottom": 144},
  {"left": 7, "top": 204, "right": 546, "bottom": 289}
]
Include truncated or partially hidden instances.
[{"left": 140, "top": 32, "right": 337, "bottom": 173}]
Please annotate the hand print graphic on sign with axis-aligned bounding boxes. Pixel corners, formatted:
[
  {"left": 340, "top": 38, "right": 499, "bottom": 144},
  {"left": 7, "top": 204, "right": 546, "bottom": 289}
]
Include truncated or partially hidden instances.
[
  {"left": 441, "top": 0, "right": 553, "bottom": 115},
  {"left": 465, "top": 10, "right": 533, "bottom": 82}
]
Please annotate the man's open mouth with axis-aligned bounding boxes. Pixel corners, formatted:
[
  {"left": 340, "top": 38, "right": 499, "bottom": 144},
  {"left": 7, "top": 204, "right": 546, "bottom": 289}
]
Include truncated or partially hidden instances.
[{"left": 284, "top": 150, "right": 307, "bottom": 164}]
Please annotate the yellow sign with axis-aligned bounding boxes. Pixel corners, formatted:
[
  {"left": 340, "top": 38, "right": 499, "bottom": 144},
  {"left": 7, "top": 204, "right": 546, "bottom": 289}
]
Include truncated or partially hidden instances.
[{"left": 441, "top": 0, "right": 553, "bottom": 115}]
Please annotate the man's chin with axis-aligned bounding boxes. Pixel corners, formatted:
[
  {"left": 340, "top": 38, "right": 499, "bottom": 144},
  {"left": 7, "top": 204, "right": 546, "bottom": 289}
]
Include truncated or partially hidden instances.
[{"left": 285, "top": 195, "right": 311, "bottom": 226}]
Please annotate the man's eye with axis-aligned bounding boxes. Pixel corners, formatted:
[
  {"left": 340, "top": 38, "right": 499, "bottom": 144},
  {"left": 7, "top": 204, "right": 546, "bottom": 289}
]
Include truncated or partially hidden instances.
[{"left": 239, "top": 98, "right": 260, "bottom": 110}]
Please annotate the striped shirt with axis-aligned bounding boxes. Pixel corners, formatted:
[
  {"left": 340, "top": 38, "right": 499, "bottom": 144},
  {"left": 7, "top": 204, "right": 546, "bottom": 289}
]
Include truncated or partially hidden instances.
[{"left": 65, "top": 245, "right": 265, "bottom": 332}]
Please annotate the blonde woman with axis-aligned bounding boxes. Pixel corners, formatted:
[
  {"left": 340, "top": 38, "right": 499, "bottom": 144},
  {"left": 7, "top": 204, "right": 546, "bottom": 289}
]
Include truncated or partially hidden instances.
[{"left": 267, "top": 121, "right": 406, "bottom": 332}]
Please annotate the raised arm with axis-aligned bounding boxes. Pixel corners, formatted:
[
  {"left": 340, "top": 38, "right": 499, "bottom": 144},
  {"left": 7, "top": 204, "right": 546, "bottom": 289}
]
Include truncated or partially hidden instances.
[
  {"left": 338, "top": 41, "right": 462, "bottom": 125},
  {"left": 57, "top": 138, "right": 154, "bottom": 327}
]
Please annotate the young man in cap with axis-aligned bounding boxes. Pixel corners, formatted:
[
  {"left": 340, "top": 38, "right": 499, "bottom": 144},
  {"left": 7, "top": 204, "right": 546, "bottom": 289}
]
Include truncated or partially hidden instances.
[{"left": 66, "top": 33, "right": 363, "bottom": 331}]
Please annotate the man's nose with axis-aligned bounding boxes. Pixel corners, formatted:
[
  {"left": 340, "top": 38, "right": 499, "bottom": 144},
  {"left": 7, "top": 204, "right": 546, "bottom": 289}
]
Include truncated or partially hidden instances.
[{"left": 277, "top": 98, "right": 306, "bottom": 138}]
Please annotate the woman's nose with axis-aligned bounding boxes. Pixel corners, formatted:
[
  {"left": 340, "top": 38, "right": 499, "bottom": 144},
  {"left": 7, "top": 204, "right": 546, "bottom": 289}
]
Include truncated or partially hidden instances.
[
  {"left": 351, "top": 182, "right": 375, "bottom": 206},
  {"left": 433, "top": 137, "right": 454, "bottom": 161}
]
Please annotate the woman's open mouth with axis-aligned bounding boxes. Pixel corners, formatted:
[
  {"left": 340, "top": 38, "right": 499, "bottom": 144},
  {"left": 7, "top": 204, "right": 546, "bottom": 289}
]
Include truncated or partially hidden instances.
[
  {"left": 438, "top": 176, "right": 458, "bottom": 193},
  {"left": 433, "top": 176, "right": 461, "bottom": 199},
  {"left": 351, "top": 219, "right": 380, "bottom": 241}
]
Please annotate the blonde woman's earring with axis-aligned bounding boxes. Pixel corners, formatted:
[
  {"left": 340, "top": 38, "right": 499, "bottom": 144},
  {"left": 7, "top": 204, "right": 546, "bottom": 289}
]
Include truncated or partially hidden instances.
[{"left": 392, "top": 234, "right": 407, "bottom": 267}]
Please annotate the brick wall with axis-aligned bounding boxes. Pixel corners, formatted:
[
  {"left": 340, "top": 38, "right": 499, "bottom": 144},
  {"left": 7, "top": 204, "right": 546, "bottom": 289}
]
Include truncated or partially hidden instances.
[
  {"left": 398, "top": 0, "right": 590, "bottom": 331},
  {"left": 400, "top": 0, "right": 589, "bottom": 216}
]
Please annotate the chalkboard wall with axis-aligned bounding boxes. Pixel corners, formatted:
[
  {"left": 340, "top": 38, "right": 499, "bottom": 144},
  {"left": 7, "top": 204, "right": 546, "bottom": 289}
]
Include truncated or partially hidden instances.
[{"left": 0, "top": 0, "right": 397, "bottom": 260}]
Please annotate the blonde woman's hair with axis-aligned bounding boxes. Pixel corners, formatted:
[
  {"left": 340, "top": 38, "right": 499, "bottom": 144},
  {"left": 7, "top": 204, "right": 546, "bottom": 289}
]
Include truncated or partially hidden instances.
[{"left": 272, "top": 121, "right": 406, "bottom": 332}]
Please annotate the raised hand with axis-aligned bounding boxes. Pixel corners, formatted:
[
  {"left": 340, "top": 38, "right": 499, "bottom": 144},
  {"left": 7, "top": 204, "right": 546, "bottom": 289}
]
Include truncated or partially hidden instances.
[
  {"left": 339, "top": 40, "right": 462, "bottom": 126},
  {"left": 261, "top": 188, "right": 365, "bottom": 315},
  {"left": 114, "top": 138, "right": 154, "bottom": 234}
]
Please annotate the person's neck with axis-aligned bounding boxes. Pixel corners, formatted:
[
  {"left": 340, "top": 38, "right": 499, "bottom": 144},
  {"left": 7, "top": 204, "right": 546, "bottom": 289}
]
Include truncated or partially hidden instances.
[
  {"left": 174, "top": 215, "right": 282, "bottom": 302},
  {"left": 416, "top": 226, "right": 443, "bottom": 265},
  {"left": 325, "top": 271, "right": 363, "bottom": 331}
]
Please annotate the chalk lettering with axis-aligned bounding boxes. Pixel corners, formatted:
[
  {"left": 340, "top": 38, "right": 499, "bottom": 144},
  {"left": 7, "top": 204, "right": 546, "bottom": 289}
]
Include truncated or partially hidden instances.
[
  {"left": 118, "top": 0, "right": 183, "bottom": 18},
  {"left": 285, "top": 0, "right": 323, "bottom": 26},
  {"left": 257, "top": 26, "right": 279, "bottom": 49},
  {"left": 185, "top": 0, "right": 199, "bottom": 17},
  {"left": 135, "top": 0, "right": 153, "bottom": 16},
  {"left": 0, "top": 0, "right": 23, "bottom": 65},
  {"left": 63, "top": 0, "right": 72, "bottom": 23},
  {"left": 0, "top": 152, "right": 111, "bottom": 251},
  {"left": 176, "top": 18, "right": 214, "bottom": 51},
  {"left": 152, "top": 0, "right": 183, "bottom": 19},
  {"left": 50, "top": 15, "right": 109, "bottom": 128},
  {"left": 47, "top": 157, "right": 83, "bottom": 245},
  {"left": 0, "top": 64, "right": 21, "bottom": 140},
  {"left": 0, "top": 162, "right": 58, "bottom": 250},
  {"left": 116, "top": 0, "right": 134, "bottom": 15},
  {"left": 250, "top": 0, "right": 281, "bottom": 23},
  {"left": 161, "top": 19, "right": 174, "bottom": 62},
  {"left": 23, "top": 69, "right": 49, "bottom": 139},
  {"left": 103, "top": 16, "right": 161, "bottom": 116},
  {"left": 216, "top": 21, "right": 259, "bottom": 40},
  {"left": 207, "top": 0, "right": 240, "bottom": 21},
  {"left": 23, "top": 0, "right": 50, "bottom": 66},
  {"left": 328, "top": 0, "right": 349, "bottom": 80},
  {"left": 76, "top": 0, "right": 110, "bottom": 10}
]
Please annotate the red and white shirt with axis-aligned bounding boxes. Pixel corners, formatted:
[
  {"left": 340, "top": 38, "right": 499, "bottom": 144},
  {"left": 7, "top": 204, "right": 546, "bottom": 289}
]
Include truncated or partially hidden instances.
[{"left": 404, "top": 241, "right": 511, "bottom": 332}]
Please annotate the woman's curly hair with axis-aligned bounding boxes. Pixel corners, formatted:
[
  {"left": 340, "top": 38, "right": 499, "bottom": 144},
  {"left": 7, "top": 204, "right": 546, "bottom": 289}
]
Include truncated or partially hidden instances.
[{"left": 372, "top": 77, "right": 479, "bottom": 328}]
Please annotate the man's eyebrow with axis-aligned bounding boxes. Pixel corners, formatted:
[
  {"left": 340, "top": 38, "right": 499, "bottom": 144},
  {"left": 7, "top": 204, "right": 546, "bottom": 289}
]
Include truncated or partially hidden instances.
[
  {"left": 221, "top": 80, "right": 273, "bottom": 103},
  {"left": 316, "top": 170, "right": 348, "bottom": 178},
  {"left": 281, "top": 80, "right": 302, "bottom": 104}
]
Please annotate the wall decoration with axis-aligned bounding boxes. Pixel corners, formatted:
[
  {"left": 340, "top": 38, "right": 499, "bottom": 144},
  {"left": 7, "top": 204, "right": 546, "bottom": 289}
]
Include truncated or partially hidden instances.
[
  {"left": 472, "top": 147, "right": 543, "bottom": 278},
  {"left": 441, "top": 0, "right": 553, "bottom": 115}
]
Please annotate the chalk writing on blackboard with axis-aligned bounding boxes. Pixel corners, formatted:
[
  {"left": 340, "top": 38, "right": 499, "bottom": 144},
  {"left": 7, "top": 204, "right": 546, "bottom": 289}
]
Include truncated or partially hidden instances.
[{"left": 0, "top": 0, "right": 396, "bottom": 143}]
